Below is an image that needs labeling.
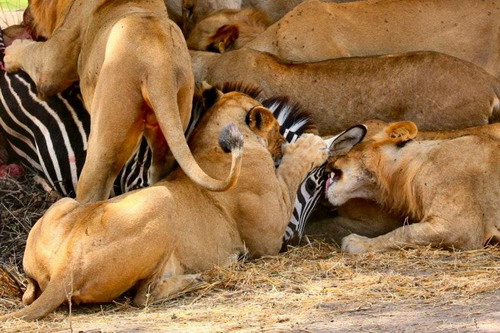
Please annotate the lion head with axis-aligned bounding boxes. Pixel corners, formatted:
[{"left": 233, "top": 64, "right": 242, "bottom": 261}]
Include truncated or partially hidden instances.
[
  {"left": 190, "top": 83, "right": 285, "bottom": 162},
  {"left": 25, "top": 0, "right": 74, "bottom": 39},
  {"left": 325, "top": 122, "right": 419, "bottom": 215}
]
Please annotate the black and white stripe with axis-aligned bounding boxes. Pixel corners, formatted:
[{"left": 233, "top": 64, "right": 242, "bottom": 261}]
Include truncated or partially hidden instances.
[
  {"left": 0, "top": 30, "right": 150, "bottom": 197},
  {"left": 261, "top": 96, "right": 332, "bottom": 245}
]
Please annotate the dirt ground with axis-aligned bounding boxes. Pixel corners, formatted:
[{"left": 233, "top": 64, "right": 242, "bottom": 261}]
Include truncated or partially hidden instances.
[{"left": 1, "top": 242, "right": 499, "bottom": 332}]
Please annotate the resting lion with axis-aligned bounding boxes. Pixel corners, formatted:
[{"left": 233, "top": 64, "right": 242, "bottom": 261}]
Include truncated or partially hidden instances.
[
  {"left": 323, "top": 121, "right": 500, "bottom": 252},
  {"left": 191, "top": 49, "right": 500, "bottom": 134},
  {"left": 4, "top": 0, "right": 229, "bottom": 203},
  {"left": 0, "top": 88, "right": 328, "bottom": 321},
  {"left": 246, "top": 0, "right": 500, "bottom": 78}
]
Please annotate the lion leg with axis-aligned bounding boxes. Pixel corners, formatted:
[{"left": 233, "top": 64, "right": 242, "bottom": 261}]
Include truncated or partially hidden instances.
[
  {"left": 133, "top": 253, "right": 201, "bottom": 306},
  {"left": 22, "top": 277, "right": 40, "bottom": 306},
  {"left": 76, "top": 76, "right": 145, "bottom": 202},
  {"left": 341, "top": 216, "right": 483, "bottom": 253},
  {"left": 4, "top": 28, "right": 80, "bottom": 98},
  {"left": 144, "top": 125, "right": 175, "bottom": 185},
  {"left": 76, "top": 117, "right": 142, "bottom": 202},
  {"left": 277, "top": 133, "right": 328, "bottom": 204}
]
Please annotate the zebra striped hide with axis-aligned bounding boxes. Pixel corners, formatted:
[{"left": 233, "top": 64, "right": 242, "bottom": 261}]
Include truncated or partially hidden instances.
[{"left": 0, "top": 29, "right": 327, "bottom": 246}]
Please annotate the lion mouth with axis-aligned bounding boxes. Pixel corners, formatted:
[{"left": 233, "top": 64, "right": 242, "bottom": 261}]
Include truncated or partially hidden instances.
[{"left": 325, "top": 175, "right": 334, "bottom": 194}]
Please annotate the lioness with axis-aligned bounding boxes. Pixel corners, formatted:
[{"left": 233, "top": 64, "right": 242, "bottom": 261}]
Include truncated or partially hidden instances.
[
  {"left": 191, "top": 49, "right": 500, "bottom": 133},
  {"left": 324, "top": 121, "right": 500, "bottom": 252},
  {"left": 246, "top": 0, "right": 500, "bottom": 78},
  {"left": 4, "top": 0, "right": 230, "bottom": 203},
  {"left": 0, "top": 88, "right": 329, "bottom": 321}
]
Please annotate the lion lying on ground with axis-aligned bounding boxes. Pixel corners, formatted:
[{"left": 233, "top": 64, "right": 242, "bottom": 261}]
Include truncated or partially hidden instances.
[
  {"left": 323, "top": 121, "right": 500, "bottom": 252},
  {"left": 246, "top": 0, "right": 500, "bottom": 78},
  {"left": 191, "top": 49, "right": 500, "bottom": 134},
  {"left": 4, "top": 0, "right": 229, "bottom": 203},
  {"left": 0, "top": 88, "right": 329, "bottom": 321},
  {"left": 307, "top": 121, "right": 500, "bottom": 244}
]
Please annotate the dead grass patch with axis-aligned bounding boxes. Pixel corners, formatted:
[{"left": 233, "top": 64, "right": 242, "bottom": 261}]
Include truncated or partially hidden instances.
[{"left": 0, "top": 173, "right": 498, "bottom": 331}]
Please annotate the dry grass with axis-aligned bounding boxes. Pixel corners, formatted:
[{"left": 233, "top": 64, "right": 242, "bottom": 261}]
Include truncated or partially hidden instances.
[
  {"left": 0, "top": 173, "right": 499, "bottom": 331},
  {"left": 0, "top": 174, "right": 57, "bottom": 267},
  {"left": 0, "top": 239, "right": 498, "bottom": 331}
]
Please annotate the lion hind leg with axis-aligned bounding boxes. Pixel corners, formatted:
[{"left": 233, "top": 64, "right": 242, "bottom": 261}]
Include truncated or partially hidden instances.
[
  {"left": 75, "top": 70, "right": 146, "bottom": 203},
  {"left": 133, "top": 253, "right": 201, "bottom": 307},
  {"left": 144, "top": 121, "right": 176, "bottom": 185}
]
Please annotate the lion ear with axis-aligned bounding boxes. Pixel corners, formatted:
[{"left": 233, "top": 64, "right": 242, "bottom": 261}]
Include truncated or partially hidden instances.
[
  {"left": 245, "top": 106, "right": 276, "bottom": 134},
  {"left": 209, "top": 24, "right": 239, "bottom": 53},
  {"left": 384, "top": 121, "right": 418, "bottom": 142},
  {"left": 200, "top": 81, "right": 223, "bottom": 109}
]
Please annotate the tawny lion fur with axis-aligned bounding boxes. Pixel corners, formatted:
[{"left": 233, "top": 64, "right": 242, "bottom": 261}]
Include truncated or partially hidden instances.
[
  {"left": 246, "top": 0, "right": 500, "bottom": 78},
  {"left": 324, "top": 121, "right": 500, "bottom": 253},
  {"left": 187, "top": 8, "right": 272, "bottom": 53},
  {"left": 4, "top": 0, "right": 233, "bottom": 203},
  {"left": 191, "top": 49, "right": 500, "bottom": 134},
  {"left": 0, "top": 90, "right": 328, "bottom": 321}
]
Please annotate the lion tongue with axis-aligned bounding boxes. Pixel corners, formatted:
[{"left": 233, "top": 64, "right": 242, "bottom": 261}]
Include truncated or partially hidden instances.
[{"left": 325, "top": 176, "right": 334, "bottom": 193}]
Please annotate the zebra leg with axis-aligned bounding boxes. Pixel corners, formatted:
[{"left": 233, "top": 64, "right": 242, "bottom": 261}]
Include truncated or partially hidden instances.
[
  {"left": 276, "top": 134, "right": 328, "bottom": 206},
  {"left": 4, "top": 27, "right": 80, "bottom": 99}
]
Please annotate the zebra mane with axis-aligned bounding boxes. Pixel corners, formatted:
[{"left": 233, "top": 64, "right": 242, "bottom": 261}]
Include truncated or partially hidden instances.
[
  {"left": 189, "top": 82, "right": 316, "bottom": 139},
  {"left": 262, "top": 96, "right": 317, "bottom": 136}
]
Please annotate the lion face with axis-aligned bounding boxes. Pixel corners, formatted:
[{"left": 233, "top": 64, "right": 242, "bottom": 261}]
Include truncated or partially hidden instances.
[
  {"left": 245, "top": 105, "right": 285, "bottom": 161},
  {"left": 324, "top": 121, "right": 418, "bottom": 208},
  {"left": 325, "top": 148, "right": 376, "bottom": 207},
  {"left": 198, "top": 84, "right": 285, "bottom": 160}
]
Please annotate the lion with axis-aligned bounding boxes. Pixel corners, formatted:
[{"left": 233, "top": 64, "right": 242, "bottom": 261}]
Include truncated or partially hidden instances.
[
  {"left": 0, "top": 87, "right": 329, "bottom": 321},
  {"left": 246, "top": 0, "right": 500, "bottom": 78},
  {"left": 323, "top": 121, "right": 500, "bottom": 252},
  {"left": 4, "top": 0, "right": 234, "bottom": 203},
  {"left": 191, "top": 49, "right": 500, "bottom": 134},
  {"left": 307, "top": 121, "right": 500, "bottom": 244}
]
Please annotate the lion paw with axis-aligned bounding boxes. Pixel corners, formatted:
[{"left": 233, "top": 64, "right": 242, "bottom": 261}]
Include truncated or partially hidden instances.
[
  {"left": 4, "top": 39, "right": 33, "bottom": 72},
  {"left": 341, "top": 234, "right": 374, "bottom": 253},
  {"left": 283, "top": 133, "right": 328, "bottom": 169}
]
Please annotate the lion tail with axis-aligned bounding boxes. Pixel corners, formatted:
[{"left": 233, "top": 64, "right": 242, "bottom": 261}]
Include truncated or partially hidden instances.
[
  {"left": 143, "top": 79, "right": 243, "bottom": 192},
  {"left": 0, "top": 276, "right": 68, "bottom": 321}
]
